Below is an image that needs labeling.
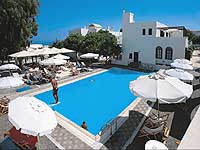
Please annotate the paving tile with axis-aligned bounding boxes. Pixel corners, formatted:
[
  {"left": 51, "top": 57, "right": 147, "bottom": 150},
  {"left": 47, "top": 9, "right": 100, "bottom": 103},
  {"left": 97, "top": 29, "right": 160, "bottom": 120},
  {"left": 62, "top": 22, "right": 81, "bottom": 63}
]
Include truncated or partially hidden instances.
[
  {"left": 104, "top": 99, "right": 151, "bottom": 149},
  {"left": 50, "top": 124, "right": 92, "bottom": 149}
]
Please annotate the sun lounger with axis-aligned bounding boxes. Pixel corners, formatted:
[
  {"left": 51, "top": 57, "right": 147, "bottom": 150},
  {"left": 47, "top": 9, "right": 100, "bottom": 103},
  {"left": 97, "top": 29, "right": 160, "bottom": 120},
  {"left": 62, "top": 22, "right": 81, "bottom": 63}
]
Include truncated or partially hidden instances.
[
  {"left": 0, "top": 96, "right": 10, "bottom": 116},
  {"left": 5, "top": 127, "right": 38, "bottom": 150},
  {"left": 0, "top": 104, "right": 8, "bottom": 116},
  {"left": 81, "top": 62, "right": 93, "bottom": 71},
  {"left": 0, "top": 71, "right": 11, "bottom": 77},
  {"left": 60, "top": 66, "right": 69, "bottom": 71},
  {"left": 12, "top": 72, "right": 20, "bottom": 78},
  {"left": 0, "top": 96, "right": 10, "bottom": 104},
  {"left": 139, "top": 123, "right": 168, "bottom": 140},
  {"left": 0, "top": 136, "right": 21, "bottom": 150},
  {"left": 146, "top": 113, "right": 169, "bottom": 127}
]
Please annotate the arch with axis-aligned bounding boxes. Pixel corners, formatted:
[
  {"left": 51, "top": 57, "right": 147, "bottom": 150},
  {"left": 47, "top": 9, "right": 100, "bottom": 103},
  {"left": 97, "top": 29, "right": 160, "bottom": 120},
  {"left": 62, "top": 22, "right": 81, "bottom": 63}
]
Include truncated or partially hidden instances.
[
  {"left": 165, "top": 47, "right": 173, "bottom": 60},
  {"left": 155, "top": 46, "right": 162, "bottom": 59}
]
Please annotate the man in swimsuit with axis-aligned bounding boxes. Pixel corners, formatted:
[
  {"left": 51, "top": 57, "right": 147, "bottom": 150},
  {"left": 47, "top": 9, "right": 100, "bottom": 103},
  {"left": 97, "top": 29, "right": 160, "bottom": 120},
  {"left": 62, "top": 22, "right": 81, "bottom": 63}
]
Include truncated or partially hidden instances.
[{"left": 50, "top": 77, "right": 59, "bottom": 103}]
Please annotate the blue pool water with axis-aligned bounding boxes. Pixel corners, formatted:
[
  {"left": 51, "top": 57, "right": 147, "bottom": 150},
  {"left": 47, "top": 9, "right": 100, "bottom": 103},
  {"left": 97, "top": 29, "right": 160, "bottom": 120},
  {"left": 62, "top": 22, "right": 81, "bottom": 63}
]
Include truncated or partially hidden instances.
[
  {"left": 35, "top": 68, "right": 147, "bottom": 135},
  {"left": 16, "top": 86, "right": 32, "bottom": 92}
]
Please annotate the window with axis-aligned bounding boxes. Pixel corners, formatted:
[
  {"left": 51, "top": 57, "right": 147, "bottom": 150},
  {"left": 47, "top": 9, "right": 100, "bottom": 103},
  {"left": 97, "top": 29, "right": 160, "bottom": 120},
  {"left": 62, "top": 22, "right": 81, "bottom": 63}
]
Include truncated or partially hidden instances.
[
  {"left": 165, "top": 47, "right": 173, "bottom": 60},
  {"left": 160, "top": 30, "right": 164, "bottom": 37},
  {"left": 155, "top": 46, "right": 162, "bottom": 59},
  {"left": 148, "top": 28, "right": 152, "bottom": 35},
  {"left": 142, "top": 29, "right": 146, "bottom": 35},
  {"left": 129, "top": 53, "right": 133, "bottom": 59}
]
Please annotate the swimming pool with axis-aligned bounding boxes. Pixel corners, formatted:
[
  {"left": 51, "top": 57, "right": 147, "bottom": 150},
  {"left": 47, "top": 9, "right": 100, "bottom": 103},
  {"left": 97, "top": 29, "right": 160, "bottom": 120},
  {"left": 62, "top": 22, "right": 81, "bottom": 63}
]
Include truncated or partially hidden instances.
[{"left": 35, "top": 68, "right": 147, "bottom": 135}]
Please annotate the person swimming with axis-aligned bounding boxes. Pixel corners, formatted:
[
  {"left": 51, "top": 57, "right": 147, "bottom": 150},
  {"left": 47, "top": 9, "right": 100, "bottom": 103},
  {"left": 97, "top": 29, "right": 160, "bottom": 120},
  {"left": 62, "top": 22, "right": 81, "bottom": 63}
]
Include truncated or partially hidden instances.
[
  {"left": 90, "top": 79, "right": 95, "bottom": 82},
  {"left": 81, "top": 121, "right": 88, "bottom": 130}
]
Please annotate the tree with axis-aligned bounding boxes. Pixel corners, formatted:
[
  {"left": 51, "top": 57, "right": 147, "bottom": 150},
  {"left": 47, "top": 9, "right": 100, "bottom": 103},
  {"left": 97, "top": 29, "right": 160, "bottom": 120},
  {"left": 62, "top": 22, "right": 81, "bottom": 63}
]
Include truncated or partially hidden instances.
[
  {"left": 192, "top": 36, "right": 200, "bottom": 44},
  {"left": 185, "top": 30, "right": 200, "bottom": 46},
  {"left": 82, "top": 30, "right": 119, "bottom": 56},
  {"left": 52, "top": 30, "right": 121, "bottom": 57},
  {"left": 52, "top": 39, "right": 64, "bottom": 48},
  {"left": 82, "top": 32, "right": 100, "bottom": 53},
  {"left": 0, "top": 0, "right": 39, "bottom": 63},
  {"left": 63, "top": 33, "right": 84, "bottom": 52},
  {"left": 97, "top": 30, "right": 118, "bottom": 56},
  {"left": 185, "top": 30, "right": 195, "bottom": 42}
]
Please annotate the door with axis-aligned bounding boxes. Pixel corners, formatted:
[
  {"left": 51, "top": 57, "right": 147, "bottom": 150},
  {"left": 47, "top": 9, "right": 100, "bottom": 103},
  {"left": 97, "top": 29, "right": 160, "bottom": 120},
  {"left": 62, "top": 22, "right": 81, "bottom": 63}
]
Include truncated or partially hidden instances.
[{"left": 134, "top": 52, "right": 139, "bottom": 63}]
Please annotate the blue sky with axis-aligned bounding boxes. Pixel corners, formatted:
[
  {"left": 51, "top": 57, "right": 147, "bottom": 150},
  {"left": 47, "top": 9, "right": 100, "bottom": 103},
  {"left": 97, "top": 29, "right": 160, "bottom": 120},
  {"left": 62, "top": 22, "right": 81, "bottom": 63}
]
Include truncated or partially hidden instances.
[{"left": 32, "top": 0, "right": 200, "bottom": 44}]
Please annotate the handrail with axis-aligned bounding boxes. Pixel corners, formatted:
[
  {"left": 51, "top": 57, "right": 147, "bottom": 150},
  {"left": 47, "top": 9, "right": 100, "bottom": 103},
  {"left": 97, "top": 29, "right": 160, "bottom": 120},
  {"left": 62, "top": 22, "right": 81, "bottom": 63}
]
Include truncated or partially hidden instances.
[{"left": 98, "top": 116, "right": 120, "bottom": 137}]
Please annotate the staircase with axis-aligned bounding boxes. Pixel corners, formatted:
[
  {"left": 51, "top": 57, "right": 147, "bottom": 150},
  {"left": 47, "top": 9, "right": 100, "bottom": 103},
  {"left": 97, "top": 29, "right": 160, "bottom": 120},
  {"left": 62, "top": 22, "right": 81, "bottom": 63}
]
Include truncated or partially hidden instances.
[{"left": 128, "top": 62, "right": 139, "bottom": 68}]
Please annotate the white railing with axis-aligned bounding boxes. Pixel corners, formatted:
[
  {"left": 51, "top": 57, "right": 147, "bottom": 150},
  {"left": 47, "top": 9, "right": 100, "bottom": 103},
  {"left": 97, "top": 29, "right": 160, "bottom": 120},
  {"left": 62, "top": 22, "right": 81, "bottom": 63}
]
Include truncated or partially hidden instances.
[
  {"left": 97, "top": 116, "right": 128, "bottom": 143},
  {"left": 139, "top": 63, "right": 156, "bottom": 71},
  {"left": 98, "top": 117, "right": 119, "bottom": 142}
]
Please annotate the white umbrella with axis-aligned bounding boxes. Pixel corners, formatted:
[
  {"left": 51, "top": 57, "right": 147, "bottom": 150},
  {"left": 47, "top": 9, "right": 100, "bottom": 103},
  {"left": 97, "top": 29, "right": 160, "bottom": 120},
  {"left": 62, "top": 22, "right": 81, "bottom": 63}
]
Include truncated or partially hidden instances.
[
  {"left": 165, "top": 69, "right": 194, "bottom": 81},
  {"left": 129, "top": 71, "right": 193, "bottom": 116},
  {"left": 145, "top": 140, "right": 168, "bottom": 150},
  {"left": 80, "top": 53, "right": 99, "bottom": 59},
  {"left": 9, "top": 50, "right": 38, "bottom": 58},
  {"left": 130, "top": 71, "right": 193, "bottom": 103},
  {"left": 58, "top": 48, "right": 75, "bottom": 53},
  {"left": 39, "top": 58, "right": 67, "bottom": 66},
  {"left": 0, "top": 77, "right": 24, "bottom": 89},
  {"left": 174, "top": 59, "right": 192, "bottom": 65},
  {"left": 171, "top": 62, "right": 193, "bottom": 70},
  {"left": 52, "top": 54, "right": 70, "bottom": 60},
  {"left": 36, "top": 47, "right": 58, "bottom": 55},
  {"left": 0, "top": 64, "right": 19, "bottom": 70},
  {"left": 29, "top": 44, "right": 43, "bottom": 49},
  {"left": 8, "top": 96, "right": 57, "bottom": 136}
]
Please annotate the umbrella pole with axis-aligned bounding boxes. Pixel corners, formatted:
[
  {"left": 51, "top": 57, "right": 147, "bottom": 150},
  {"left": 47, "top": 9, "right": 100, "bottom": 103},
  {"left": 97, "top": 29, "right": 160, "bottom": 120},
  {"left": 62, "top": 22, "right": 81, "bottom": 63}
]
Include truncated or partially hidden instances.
[
  {"left": 37, "top": 135, "right": 40, "bottom": 149},
  {"left": 157, "top": 98, "right": 160, "bottom": 119}
]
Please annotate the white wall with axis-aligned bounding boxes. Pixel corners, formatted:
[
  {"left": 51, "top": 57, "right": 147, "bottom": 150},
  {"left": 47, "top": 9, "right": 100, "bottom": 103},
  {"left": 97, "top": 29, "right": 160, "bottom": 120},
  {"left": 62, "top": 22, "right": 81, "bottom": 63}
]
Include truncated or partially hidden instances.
[
  {"left": 110, "top": 31, "right": 122, "bottom": 45},
  {"left": 156, "top": 22, "right": 168, "bottom": 37},
  {"left": 80, "top": 28, "right": 89, "bottom": 36},
  {"left": 170, "top": 30, "right": 183, "bottom": 37},
  {"left": 69, "top": 28, "right": 88, "bottom": 36},
  {"left": 120, "top": 11, "right": 188, "bottom": 66}
]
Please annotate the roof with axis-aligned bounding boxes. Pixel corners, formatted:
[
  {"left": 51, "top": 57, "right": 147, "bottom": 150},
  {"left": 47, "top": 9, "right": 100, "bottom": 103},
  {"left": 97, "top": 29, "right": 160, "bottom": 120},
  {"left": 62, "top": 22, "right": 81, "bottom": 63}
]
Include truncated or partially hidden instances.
[
  {"left": 88, "top": 23, "right": 102, "bottom": 28},
  {"left": 157, "top": 26, "right": 186, "bottom": 30},
  {"left": 29, "top": 44, "right": 43, "bottom": 49}
]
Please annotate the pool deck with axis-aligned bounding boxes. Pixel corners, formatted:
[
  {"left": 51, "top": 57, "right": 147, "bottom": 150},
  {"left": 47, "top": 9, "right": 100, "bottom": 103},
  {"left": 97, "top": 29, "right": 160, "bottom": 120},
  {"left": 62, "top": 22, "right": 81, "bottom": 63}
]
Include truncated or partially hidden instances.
[
  {"left": 0, "top": 66, "right": 154, "bottom": 149},
  {"left": 127, "top": 73, "right": 200, "bottom": 149}
]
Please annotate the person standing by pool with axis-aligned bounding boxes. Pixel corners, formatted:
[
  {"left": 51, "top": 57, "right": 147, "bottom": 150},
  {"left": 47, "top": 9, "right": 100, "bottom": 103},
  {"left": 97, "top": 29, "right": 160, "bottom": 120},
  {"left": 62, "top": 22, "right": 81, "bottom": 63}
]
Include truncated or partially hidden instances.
[
  {"left": 50, "top": 77, "right": 59, "bottom": 104},
  {"left": 81, "top": 121, "right": 88, "bottom": 130}
]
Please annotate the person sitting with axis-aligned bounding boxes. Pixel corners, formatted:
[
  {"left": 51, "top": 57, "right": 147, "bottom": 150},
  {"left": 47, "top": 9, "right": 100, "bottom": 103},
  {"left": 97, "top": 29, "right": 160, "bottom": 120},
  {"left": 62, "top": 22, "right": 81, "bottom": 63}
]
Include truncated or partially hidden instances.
[
  {"left": 81, "top": 121, "right": 88, "bottom": 130},
  {"left": 70, "top": 66, "right": 80, "bottom": 76}
]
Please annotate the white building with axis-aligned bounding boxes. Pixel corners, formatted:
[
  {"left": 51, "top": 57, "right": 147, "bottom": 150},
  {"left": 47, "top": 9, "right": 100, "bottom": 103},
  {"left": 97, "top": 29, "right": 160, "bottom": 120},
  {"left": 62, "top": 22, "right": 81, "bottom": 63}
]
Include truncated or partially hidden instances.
[
  {"left": 69, "top": 23, "right": 122, "bottom": 45},
  {"left": 113, "top": 11, "right": 189, "bottom": 68}
]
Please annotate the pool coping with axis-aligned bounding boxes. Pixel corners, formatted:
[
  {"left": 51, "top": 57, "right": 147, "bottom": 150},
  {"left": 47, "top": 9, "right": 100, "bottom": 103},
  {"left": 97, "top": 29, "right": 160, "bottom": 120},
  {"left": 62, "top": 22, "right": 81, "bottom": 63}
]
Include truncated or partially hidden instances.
[
  {"left": 55, "top": 98, "right": 141, "bottom": 149},
  {"left": 25, "top": 67, "right": 145, "bottom": 149}
]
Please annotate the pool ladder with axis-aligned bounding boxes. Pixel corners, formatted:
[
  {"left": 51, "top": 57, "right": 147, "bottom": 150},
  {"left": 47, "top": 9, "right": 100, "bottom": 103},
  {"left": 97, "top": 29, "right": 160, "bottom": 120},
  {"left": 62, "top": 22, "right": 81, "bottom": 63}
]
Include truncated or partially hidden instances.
[{"left": 99, "top": 116, "right": 120, "bottom": 137}]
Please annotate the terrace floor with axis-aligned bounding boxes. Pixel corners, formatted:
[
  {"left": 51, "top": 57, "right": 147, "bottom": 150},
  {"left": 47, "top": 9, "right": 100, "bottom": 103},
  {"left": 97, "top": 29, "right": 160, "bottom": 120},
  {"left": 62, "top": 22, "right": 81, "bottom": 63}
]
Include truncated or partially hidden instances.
[{"left": 127, "top": 77, "right": 200, "bottom": 150}]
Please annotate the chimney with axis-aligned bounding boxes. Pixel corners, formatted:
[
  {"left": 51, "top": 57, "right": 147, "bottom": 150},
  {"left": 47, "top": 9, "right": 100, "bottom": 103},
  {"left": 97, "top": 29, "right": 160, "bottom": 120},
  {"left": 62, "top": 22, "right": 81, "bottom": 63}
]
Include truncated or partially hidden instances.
[
  {"left": 107, "top": 26, "right": 111, "bottom": 31},
  {"left": 123, "top": 11, "right": 134, "bottom": 24}
]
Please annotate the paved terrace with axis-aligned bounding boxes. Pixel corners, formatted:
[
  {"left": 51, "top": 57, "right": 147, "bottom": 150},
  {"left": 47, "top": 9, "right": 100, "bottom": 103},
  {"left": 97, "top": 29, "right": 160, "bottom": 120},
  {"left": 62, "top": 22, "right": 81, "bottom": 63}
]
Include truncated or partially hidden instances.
[
  {"left": 127, "top": 73, "right": 200, "bottom": 149},
  {"left": 0, "top": 66, "right": 155, "bottom": 149}
]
